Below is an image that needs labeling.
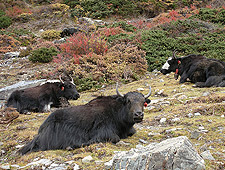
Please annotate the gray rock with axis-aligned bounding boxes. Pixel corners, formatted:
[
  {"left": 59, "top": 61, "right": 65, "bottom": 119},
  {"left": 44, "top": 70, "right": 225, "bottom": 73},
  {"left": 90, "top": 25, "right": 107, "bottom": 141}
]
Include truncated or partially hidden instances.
[
  {"left": 171, "top": 118, "right": 180, "bottom": 122},
  {"left": 159, "top": 118, "right": 167, "bottom": 124},
  {"left": 187, "top": 113, "right": 193, "bottom": 118},
  {"left": 200, "top": 150, "right": 215, "bottom": 160},
  {"left": 4, "top": 52, "right": 20, "bottom": 59},
  {"left": 108, "top": 136, "right": 205, "bottom": 170},
  {"left": 194, "top": 112, "right": 201, "bottom": 116},
  {"left": 191, "top": 130, "right": 201, "bottom": 139},
  {"left": 1, "top": 165, "right": 10, "bottom": 169},
  {"left": 82, "top": 155, "right": 94, "bottom": 163},
  {"left": 148, "top": 132, "right": 160, "bottom": 137},
  {"left": 73, "top": 163, "right": 80, "bottom": 170}
]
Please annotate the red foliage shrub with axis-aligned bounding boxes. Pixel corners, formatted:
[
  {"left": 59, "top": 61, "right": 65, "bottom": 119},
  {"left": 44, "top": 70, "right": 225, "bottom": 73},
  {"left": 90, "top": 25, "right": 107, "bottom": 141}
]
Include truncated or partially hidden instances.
[
  {"left": 6, "top": 6, "right": 32, "bottom": 18},
  {"left": 53, "top": 32, "right": 108, "bottom": 65}
]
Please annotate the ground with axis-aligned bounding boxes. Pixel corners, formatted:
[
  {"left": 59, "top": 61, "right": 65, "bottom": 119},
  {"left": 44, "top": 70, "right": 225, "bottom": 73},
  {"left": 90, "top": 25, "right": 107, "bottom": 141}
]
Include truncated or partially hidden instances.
[{"left": 0, "top": 60, "right": 224, "bottom": 169}]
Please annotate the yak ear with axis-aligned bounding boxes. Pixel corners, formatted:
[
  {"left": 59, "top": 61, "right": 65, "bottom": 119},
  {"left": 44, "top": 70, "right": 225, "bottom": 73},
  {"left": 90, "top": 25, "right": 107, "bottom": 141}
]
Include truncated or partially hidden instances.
[
  {"left": 145, "top": 98, "right": 151, "bottom": 104},
  {"left": 116, "top": 95, "right": 125, "bottom": 104}
]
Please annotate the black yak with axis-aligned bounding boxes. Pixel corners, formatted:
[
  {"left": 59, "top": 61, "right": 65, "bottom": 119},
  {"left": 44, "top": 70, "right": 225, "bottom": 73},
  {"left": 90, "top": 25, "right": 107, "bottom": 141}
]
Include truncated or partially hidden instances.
[
  {"left": 6, "top": 76, "right": 80, "bottom": 114},
  {"left": 160, "top": 51, "right": 225, "bottom": 87},
  {"left": 18, "top": 83, "right": 151, "bottom": 154}
]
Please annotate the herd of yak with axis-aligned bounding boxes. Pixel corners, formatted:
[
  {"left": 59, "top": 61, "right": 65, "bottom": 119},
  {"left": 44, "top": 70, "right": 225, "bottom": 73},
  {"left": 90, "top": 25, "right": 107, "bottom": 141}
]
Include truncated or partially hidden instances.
[{"left": 4, "top": 52, "right": 225, "bottom": 155}]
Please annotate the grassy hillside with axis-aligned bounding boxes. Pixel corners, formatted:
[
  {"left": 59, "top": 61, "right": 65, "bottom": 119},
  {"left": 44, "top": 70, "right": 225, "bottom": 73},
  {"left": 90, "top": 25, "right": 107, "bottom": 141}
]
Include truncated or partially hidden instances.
[{"left": 0, "top": 73, "right": 225, "bottom": 169}]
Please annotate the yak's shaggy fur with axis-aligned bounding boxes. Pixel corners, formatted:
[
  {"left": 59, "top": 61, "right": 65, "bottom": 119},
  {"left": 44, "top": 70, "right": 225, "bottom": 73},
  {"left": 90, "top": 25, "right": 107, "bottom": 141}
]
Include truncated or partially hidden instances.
[
  {"left": 161, "top": 54, "right": 225, "bottom": 87},
  {"left": 18, "top": 90, "right": 151, "bottom": 154}
]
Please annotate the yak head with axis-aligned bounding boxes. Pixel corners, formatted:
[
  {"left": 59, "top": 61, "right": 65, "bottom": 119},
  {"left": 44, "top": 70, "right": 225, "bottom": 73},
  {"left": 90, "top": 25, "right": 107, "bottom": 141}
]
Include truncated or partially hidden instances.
[
  {"left": 116, "top": 83, "right": 151, "bottom": 123},
  {"left": 160, "top": 50, "right": 181, "bottom": 75},
  {"left": 59, "top": 75, "right": 80, "bottom": 100}
]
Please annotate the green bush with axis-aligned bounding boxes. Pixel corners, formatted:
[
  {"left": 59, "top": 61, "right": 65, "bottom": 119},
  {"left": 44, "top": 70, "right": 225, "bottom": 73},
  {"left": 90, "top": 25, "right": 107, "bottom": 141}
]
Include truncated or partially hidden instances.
[
  {"left": 0, "top": 10, "right": 5, "bottom": 17},
  {"left": 0, "top": 15, "right": 12, "bottom": 29},
  {"left": 29, "top": 47, "right": 58, "bottom": 63},
  {"left": 108, "top": 21, "right": 137, "bottom": 32},
  {"left": 191, "top": 8, "right": 225, "bottom": 25}
]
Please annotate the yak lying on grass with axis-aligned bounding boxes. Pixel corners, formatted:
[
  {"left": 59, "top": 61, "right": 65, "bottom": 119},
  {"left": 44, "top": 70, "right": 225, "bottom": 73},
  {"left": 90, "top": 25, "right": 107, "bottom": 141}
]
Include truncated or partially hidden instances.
[
  {"left": 18, "top": 83, "right": 151, "bottom": 154},
  {"left": 160, "top": 51, "right": 225, "bottom": 87},
  {"left": 6, "top": 76, "right": 80, "bottom": 114}
]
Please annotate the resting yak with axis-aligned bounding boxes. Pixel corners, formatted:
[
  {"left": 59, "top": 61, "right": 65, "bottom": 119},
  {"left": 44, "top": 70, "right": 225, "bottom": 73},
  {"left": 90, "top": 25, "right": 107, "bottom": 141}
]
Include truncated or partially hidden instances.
[
  {"left": 18, "top": 83, "right": 151, "bottom": 154},
  {"left": 160, "top": 51, "right": 225, "bottom": 87},
  {"left": 6, "top": 76, "right": 80, "bottom": 114}
]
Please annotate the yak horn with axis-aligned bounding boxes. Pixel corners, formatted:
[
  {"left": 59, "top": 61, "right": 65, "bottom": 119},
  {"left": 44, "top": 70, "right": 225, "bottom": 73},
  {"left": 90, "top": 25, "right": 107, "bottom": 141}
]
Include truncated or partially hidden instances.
[
  {"left": 116, "top": 82, "right": 124, "bottom": 97},
  {"left": 144, "top": 86, "right": 151, "bottom": 98},
  {"left": 172, "top": 50, "right": 177, "bottom": 59},
  {"left": 69, "top": 75, "right": 75, "bottom": 85},
  {"left": 59, "top": 75, "right": 64, "bottom": 83}
]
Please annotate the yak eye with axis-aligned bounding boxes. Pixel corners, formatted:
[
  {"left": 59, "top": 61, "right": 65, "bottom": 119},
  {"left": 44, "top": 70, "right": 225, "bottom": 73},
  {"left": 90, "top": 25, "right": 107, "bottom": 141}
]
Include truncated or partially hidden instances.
[{"left": 68, "top": 84, "right": 73, "bottom": 88}]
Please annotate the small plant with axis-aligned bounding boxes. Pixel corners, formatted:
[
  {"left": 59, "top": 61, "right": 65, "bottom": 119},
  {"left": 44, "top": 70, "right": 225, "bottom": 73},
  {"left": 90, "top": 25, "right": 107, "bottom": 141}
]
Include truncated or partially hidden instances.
[
  {"left": 29, "top": 47, "right": 58, "bottom": 63},
  {"left": 0, "top": 15, "right": 12, "bottom": 29},
  {"left": 41, "top": 29, "right": 61, "bottom": 41}
]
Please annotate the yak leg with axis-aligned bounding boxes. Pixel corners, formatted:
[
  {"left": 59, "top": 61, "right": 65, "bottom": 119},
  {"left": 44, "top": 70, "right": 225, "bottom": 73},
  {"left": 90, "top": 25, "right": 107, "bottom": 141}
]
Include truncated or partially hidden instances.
[
  {"left": 127, "top": 126, "right": 136, "bottom": 137},
  {"left": 179, "top": 70, "right": 189, "bottom": 83}
]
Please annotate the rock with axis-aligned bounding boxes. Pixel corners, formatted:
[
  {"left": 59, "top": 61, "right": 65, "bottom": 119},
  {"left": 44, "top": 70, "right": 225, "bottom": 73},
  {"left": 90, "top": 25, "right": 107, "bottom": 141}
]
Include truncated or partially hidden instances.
[
  {"left": 73, "top": 163, "right": 80, "bottom": 170},
  {"left": 191, "top": 130, "right": 201, "bottom": 139},
  {"left": 159, "top": 117, "right": 167, "bottom": 124},
  {"left": 104, "top": 159, "right": 113, "bottom": 169},
  {"left": 202, "top": 92, "right": 210, "bottom": 96},
  {"left": 1, "top": 165, "right": 10, "bottom": 169},
  {"left": 187, "top": 113, "right": 193, "bottom": 118},
  {"left": 116, "top": 141, "right": 131, "bottom": 146},
  {"left": 139, "top": 139, "right": 148, "bottom": 144},
  {"left": 82, "top": 155, "right": 94, "bottom": 163},
  {"left": 108, "top": 136, "right": 205, "bottom": 170},
  {"left": 159, "top": 79, "right": 164, "bottom": 82},
  {"left": 194, "top": 112, "right": 201, "bottom": 116},
  {"left": 148, "top": 132, "right": 160, "bottom": 137},
  {"left": 4, "top": 52, "right": 20, "bottom": 59},
  {"left": 200, "top": 150, "right": 215, "bottom": 160},
  {"left": 178, "top": 95, "right": 187, "bottom": 100},
  {"left": 171, "top": 117, "right": 180, "bottom": 122}
]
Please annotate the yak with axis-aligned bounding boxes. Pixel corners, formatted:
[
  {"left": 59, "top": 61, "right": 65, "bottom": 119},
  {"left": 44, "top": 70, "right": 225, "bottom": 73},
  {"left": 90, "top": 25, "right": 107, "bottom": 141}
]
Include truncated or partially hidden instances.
[
  {"left": 60, "top": 27, "right": 80, "bottom": 38},
  {"left": 160, "top": 51, "right": 225, "bottom": 87},
  {"left": 18, "top": 83, "right": 151, "bottom": 154},
  {"left": 6, "top": 76, "right": 80, "bottom": 114}
]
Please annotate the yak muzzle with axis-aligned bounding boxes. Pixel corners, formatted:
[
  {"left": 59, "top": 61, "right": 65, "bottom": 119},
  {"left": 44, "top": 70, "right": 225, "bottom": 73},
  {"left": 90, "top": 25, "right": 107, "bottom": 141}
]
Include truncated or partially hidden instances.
[{"left": 134, "top": 112, "right": 144, "bottom": 123}]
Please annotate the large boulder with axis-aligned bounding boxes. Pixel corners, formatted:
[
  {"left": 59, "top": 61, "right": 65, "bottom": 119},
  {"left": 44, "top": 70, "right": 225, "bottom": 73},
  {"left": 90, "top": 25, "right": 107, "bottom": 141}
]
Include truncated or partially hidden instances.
[{"left": 108, "top": 136, "right": 205, "bottom": 170}]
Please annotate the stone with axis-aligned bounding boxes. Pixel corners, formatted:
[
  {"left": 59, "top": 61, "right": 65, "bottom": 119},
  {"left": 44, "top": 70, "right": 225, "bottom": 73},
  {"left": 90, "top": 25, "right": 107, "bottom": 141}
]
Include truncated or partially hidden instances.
[
  {"left": 108, "top": 136, "right": 205, "bottom": 170},
  {"left": 73, "top": 163, "right": 80, "bottom": 170},
  {"left": 187, "top": 113, "right": 193, "bottom": 118},
  {"left": 1, "top": 165, "right": 10, "bottom": 169},
  {"left": 148, "top": 132, "right": 160, "bottom": 137},
  {"left": 171, "top": 118, "right": 180, "bottom": 122},
  {"left": 200, "top": 150, "right": 215, "bottom": 160},
  {"left": 159, "top": 118, "right": 167, "bottom": 124},
  {"left": 136, "top": 88, "right": 144, "bottom": 91},
  {"left": 4, "top": 52, "right": 20, "bottom": 59},
  {"left": 191, "top": 130, "right": 201, "bottom": 139},
  {"left": 194, "top": 112, "right": 201, "bottom": 116},
  {"left": 82, "top": 155, "right": 94, "bottom": 163}
]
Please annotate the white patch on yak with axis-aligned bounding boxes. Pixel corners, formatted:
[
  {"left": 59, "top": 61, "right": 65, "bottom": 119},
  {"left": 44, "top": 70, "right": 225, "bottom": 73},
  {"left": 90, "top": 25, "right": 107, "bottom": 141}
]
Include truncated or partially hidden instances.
[
  {"left": 44, "top": 102, "right": 53, "bottom": 112},
  {"left": 161, "top": 57, "right": 172, "bottom": 70}
]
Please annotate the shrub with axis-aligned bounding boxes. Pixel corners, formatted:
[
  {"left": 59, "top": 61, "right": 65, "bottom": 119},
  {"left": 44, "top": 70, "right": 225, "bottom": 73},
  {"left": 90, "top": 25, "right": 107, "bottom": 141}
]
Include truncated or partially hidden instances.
[
  {"left": 41, "top": 29, "right": 61, "bottom": 40},
  {"left": 0, "top": 15, "right": 12, "bottom": 29},
  {"left": 0, "top": 35, "right": 21, "bottom": 54},
  {"left": 54, "top": 32, "right": 108, "bottom": 65},
  {"left": 191, "top": 8, "right": 225, "bottom": 25},
  {"left": 29, "top": 47, "right": 58, "bottom": 63}
]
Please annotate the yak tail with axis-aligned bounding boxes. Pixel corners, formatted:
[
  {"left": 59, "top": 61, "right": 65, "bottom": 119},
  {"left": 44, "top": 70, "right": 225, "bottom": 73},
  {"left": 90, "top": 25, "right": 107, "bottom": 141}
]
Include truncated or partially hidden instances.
[{"left": 18, "top": 136, "right": 40, "bottom": 155}]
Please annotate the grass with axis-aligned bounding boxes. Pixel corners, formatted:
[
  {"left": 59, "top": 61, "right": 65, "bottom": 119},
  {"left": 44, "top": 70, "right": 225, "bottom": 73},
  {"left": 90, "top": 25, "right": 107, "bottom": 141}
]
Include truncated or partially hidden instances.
[{"left": 0, "top": 72, "right": 225, "bottom": 169}]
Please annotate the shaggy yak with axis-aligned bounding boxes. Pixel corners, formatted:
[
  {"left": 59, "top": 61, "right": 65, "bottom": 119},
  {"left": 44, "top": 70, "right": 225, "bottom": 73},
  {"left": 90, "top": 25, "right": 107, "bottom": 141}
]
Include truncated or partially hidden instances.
[
  {"left": 18, "top": 83, "right": 151, "bottom": 154},
  {"left": 6, "top": 76, "right": 80, "bottom": 114},
  {"left": 160, "top": 51, "right": 225, "bottom": 87}
]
